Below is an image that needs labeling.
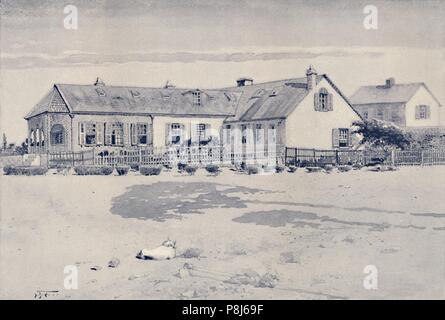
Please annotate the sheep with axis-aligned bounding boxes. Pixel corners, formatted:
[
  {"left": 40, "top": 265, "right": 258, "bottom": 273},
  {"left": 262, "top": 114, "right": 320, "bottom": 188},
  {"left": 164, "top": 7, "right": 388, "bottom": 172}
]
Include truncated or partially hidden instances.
[{"left": 137, "top": 239, "right": 177, "bottom": 260}]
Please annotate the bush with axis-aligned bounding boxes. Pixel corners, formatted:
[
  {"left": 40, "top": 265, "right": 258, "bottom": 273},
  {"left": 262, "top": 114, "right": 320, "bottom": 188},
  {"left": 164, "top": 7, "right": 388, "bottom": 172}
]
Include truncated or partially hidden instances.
[
  {"left": 324, "top": 164, "right": 334, "bottom": 173},
  {"left": 185, "top": 165, "right": 198, "bottom": 176},
  {"left": 177, "top": 162, "right": 187, "bottom": 172},
  {"left": 116, "top": 165, "right": 130, "bottom": 176},
  {"left": 246, "top": 165, "right": 259, "bottom": 175},
  {"left": 287, "top": 166, "right": 297, "bottom": 173},
  {"left": 338, "top": 165, "right": 352, "bottom": 172},
  {"left": 129, "top": 163, "right": 140, "bottom": 171},
  {"left": 275, "top": 166, "right": 285, "bottom": 173},
  {"left": 305, "top": 167, "right": 323, "bottom": 173},
  {"left": 139, "top": 165, "right": 162, "bottom": 176},
  {"left": 3, "top": 165, "right": 48, "bottom": 176},
  {"left": 205, "top": 164, "right": 220, "bottom": 175},
  {"left": 74, "top": 165, "right": 113, "bottom": 175},
  {"left": 101, "top": 166, "right": 114, "bottom": 175}
]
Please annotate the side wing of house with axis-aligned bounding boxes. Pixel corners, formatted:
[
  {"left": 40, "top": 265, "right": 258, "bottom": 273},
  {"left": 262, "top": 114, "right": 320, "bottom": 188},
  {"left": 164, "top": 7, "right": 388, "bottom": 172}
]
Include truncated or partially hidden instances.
[
  {"left": 405, "top": 85, "right": 441, "bottom": 127},
  {"left": 285, "top": 77, "right": 361, "bottom": 149}
]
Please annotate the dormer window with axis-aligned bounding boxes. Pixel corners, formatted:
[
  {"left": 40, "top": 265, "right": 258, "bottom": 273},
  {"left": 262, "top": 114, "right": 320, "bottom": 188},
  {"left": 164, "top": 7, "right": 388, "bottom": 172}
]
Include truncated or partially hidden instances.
[
  {"left": 131, "top": 90, "right": 141, "bottom": 98},
  {"left": 95, "top": 88, "right": 106, "bottom": 97},
  {"left": 314, "top": 88, "right": 332, "bottom": 112},
  {"left": 269, "top": 87, "right": 281, "bottom": 97},
  {"left": 192, "top": 91, "right": 201, "bottom": 106}
]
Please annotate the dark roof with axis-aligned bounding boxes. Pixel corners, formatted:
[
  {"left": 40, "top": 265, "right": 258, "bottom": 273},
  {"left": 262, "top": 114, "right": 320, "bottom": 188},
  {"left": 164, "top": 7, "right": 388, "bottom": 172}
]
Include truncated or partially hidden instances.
[
  {"left": 25, "top": 84, "right": 239, "bottom": 119},
  {"left": 349, "top": 82, "right": 441, "bottom": 106},
  {"left": 224, "top": 76, "right": 323, "bottom": 122},
  {"left": 25, "top": 88, "right": 70, "bottom": 119}
]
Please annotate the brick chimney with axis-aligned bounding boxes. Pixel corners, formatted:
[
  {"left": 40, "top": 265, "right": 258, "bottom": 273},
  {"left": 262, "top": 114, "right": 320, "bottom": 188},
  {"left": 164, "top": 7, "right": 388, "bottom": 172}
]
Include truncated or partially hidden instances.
[
  {"left": 306, "top": 65, "right": 317, "bottom": 90},
  {"left": 385, "top": 78, "right": 395, "bottom": 88},
  {"left": 236, "top": 77, "right": 253, "bottom": 87}
]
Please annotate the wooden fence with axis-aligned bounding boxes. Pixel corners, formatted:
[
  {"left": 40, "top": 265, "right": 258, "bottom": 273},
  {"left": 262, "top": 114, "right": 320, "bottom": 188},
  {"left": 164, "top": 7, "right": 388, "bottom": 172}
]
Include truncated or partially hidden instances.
[
  {"left": 284, "top": 147, "right": 445, "bottom": 166},
  {"left": 48, "top": 145, "right": 284, "bottom": 167}
]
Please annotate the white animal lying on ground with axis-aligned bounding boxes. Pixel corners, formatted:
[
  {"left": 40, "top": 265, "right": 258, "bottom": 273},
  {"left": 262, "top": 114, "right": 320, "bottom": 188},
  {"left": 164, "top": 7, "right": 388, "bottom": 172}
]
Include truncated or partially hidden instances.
[{"left": 137, "top": 239, "right": 177, "bottom": 260}]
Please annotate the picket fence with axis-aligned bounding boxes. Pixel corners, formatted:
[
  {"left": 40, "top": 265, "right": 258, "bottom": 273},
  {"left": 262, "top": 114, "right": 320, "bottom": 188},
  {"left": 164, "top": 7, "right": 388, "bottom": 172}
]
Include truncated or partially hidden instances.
[{"left": 284, "top": 147, "right": 445, "bottom": 166}]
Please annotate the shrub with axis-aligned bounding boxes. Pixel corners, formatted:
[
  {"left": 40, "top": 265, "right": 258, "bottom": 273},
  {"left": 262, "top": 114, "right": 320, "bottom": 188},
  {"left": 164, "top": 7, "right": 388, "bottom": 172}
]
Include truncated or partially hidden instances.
[
  {"left": 324, "top": 164, "right": 334, "bottom": 173},
  {"left": 275, "top": 166, "right": 285, "bottom": 173},
  {"left": 139, "top": 165, "right": 162, "bottom": 176},
  {"left": 205, "top": 164, "right": 220, "bottom": 175},
  {"left": 287, "top": 166, "right": 297, "bottom": 173},
  {"left": 3, "top": 165, "right": 48, "bottom": 176},
  {"left": 116, "top": 165, "right": 130, "bottom": 176},
  {"left": 177, "top": 162, "right": 187, "bottom": 172},
  {"left": 338, "top": 165, "right": 352, "bottom": 172},
  {"left": 101, "top": 166, "right": 114, "bottom": 175},
  {"left": 129, "top": 163, "right": 140, "bottom": 171},
  {"left": 184, "top": 165, "right": 198, "bottom": 176},
  {"left": 246, "top": 165, "right": 259, "bottom": 175},
  {"left": 305, "top": 167, "right": 323, "bottom": 173},
  {"left": 74, "top": 165, "right": 113, "bottom": 175}
]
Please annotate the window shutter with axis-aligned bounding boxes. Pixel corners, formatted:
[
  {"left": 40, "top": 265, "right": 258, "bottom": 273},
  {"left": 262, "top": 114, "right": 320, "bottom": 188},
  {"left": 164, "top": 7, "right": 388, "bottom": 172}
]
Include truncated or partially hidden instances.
[
  {"left": 205, "top": 124, "right": 211, "bottom": 140},
  {"left": 105, "top": 123, "right": 111, "bottom": 145},
  {"left": 130, "top": 124, "right": 136, "bottom": 145},
  {"left": 96, "top": 122, "right": 103, "bottom": 145},
  {"left": 180, "top": 124, "right": 186, "bottom": 144},
  {"left": 328, "top": 93, "right": 333, "bottom": 111},
  {"left": 426, "top": 106, "right": 431, "bottom": 119},
  {"left": 165, "top": 123, "right": 171, "bottom": 146},
  {"left": 147, "top": 124, "right": 153, "bottom": 145},
  {"left": 314, "top": 93, "right": 319, "bottom": 111},
  {"left": 332, "top": 128, "right": 340, "bottom": 148},
  {"left": 348, "top": 129, "right": 353, "bottom": 147},
  {"left": 415, "top": 105, "right": 420, "bottom": 119},
  {"left": 79, "top": 123, "right": 85, "bottom": 146},
  {"left": 191, "top": 123, "right": 199, "bottom": 144}
]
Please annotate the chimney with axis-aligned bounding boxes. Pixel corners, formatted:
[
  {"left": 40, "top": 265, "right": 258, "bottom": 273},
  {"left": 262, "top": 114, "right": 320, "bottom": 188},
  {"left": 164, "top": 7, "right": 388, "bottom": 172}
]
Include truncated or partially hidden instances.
[
  {"left": 236, "top": 77, "right": 253, "bottom": 87},
  {"left": 164, "top": 80, "right": 176, "bottom": 89},
  {"left": 306, "top": 65, "right": 317, "bottom": 90},
  {"left": 385, "top": 78, "right": 395, "bottom": 88},
  {"left": 94, "top": 77, "right": 105, "bottom": 86}
]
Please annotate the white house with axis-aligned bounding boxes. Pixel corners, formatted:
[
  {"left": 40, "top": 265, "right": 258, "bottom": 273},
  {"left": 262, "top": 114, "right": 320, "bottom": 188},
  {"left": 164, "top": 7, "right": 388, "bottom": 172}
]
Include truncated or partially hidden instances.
[
  {"left": 349, "top": 78, "right": 442, "bottom": 128},
  {"left": 25, "top": 66, "right": 362, "bottom": 155}
]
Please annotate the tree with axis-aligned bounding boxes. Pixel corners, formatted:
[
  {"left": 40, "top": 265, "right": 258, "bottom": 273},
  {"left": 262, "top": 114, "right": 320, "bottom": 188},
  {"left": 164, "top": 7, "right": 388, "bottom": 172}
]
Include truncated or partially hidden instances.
[
  {"left": 15, "top": 139, "right": 28, "bottom": 155},
  {"left": 2, "top": 133, "right": 6, "bottom": 150},
  {"left": 352, "top": 119, "right": 412, "bottom": 150}
]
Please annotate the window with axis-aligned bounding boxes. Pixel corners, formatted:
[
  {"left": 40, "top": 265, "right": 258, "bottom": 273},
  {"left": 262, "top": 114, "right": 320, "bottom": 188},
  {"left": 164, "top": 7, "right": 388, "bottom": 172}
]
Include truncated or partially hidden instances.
[
  {"left": 223, "top": 125, "right": 231, "bottom": 145},
  {"left": 241, "top": 125, "right": 247, "bottom": 144},
  {"left": 192, "top": 91, "right": 201, "bottom": 106},
  {"left": 171, "top": 123, "right": 182, "bottom": 144},
  {"left": 416, "top": 105, "right": 430, "bottom": 119},
  {"left": 95, "top": 88, "right": 106, "bottom": 97},
  {"left": 51, "top": 124, "right": 64, "bottom": 145},
  {"left": 197, "top": 124, "right": 206, "bottom": 141},
  {"left": 269, "top": 124, "right": 277, "bottom": 144},
  {"left": 333, "top": 128, "right": 351, "bottom": 148},
  {"left": 377, "top": 107, "right": 384, "bottom": 120},
  {"left": 85, "top": 123, "right": 97, "bottom": 145},
  {"left": 363, "top": 110, "right": 369, "bottom": 119},
  {"left": 131, "top": 123, "right": 149, "bottom": 145},
  {"left": 315, "top": 88, "right": 332, "bottom": 112},
  {"left": 105, "top": 123, "right": 124, "bottom": 146},
  {"left": 255, "top": 124, "right": 264, "bottom": 143},
  {"left": 391, "top": 110, "right": 400, "bottom": 123},
  {"left": 131, "top": 90, "right": 141, "bottom": 98}
]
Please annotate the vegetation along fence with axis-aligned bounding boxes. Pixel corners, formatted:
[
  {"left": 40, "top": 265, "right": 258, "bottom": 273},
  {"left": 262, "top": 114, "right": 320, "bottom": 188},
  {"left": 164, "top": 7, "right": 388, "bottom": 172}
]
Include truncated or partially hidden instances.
[
  {"left": 48, "top": 145, "right": 285, "bottom": 167},
  {"left": 284, "top": 147, "right": 445, "bottom": 166}
]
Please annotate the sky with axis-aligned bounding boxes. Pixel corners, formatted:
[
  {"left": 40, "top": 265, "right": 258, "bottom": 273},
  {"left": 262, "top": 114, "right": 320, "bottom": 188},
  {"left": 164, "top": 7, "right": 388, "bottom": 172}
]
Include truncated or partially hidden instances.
[{"left": 1, "top": 0, "right": 444, "bottom": 143}]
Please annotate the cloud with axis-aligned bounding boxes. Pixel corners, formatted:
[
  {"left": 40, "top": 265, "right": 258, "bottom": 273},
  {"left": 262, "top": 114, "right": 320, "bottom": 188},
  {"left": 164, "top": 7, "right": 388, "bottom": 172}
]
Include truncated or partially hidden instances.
[{"left": 0, "top": 47, "right": 386, "bottom": 69}]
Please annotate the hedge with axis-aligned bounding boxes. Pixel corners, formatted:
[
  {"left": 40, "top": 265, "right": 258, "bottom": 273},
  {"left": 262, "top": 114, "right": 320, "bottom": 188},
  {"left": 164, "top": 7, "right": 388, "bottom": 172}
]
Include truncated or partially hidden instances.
[
  {"left": 74, "top": 165, "right": 114, "bottom": 176},
  {"left": 139, "top": 165, "right": 162, "bottom": 176},
  {"left": 3, "top": 165, "right": 48, "bottom": 176}
]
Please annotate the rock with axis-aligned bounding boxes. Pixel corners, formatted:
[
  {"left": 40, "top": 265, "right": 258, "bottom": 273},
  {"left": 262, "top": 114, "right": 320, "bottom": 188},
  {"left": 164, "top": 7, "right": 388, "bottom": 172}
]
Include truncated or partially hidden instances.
[
  {"left": 181, "top": 247, "right": 202, "bottom": 259},
  {"left": 137, "top": 239, "right": 177, "bottom": 260},
  {"left": 108, "top": 258, "right": 120, "bottom": 268},
  {"left": 90, "top": 265, "right": 102, "bottom": 271},
  {"left": 280, "top": 251, "right": 299, "bottom": 264}
]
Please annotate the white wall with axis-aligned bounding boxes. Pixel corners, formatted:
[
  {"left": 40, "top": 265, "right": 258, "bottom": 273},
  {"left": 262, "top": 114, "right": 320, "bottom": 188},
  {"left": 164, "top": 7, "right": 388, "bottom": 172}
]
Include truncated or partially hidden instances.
[
  {"left": 405, "top": 86, "right": 441, "bottom": 127},
  {"left": 152, "top": 116, "right": 225, "bottom": 148},
  {"left": 286, "top": 77, "right": 361, "bottom": 149}
]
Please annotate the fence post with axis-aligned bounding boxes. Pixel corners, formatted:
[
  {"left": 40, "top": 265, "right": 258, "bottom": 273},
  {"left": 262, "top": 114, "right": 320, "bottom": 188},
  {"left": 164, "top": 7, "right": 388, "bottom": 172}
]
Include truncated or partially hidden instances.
[
  {"left": 313, "top": 148, "right": 316, "bottom": 164},
  {"left": 81, "top": 151, "right": 84, "bottom": 164},
  {"left": 391, "top": 149, "right": 395, "bottom": 166},
  {"left": 335, "top": 150, "right": 339, "bottom": 165},
  {"left": 92, "top": 148, "right": 95, "bottom": 165},
  {"left": 421, "top": 150, "right": 424, "bottom": 166},
  {"left": 72, "top": 151, "right": 75, "bottom": 167}
]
